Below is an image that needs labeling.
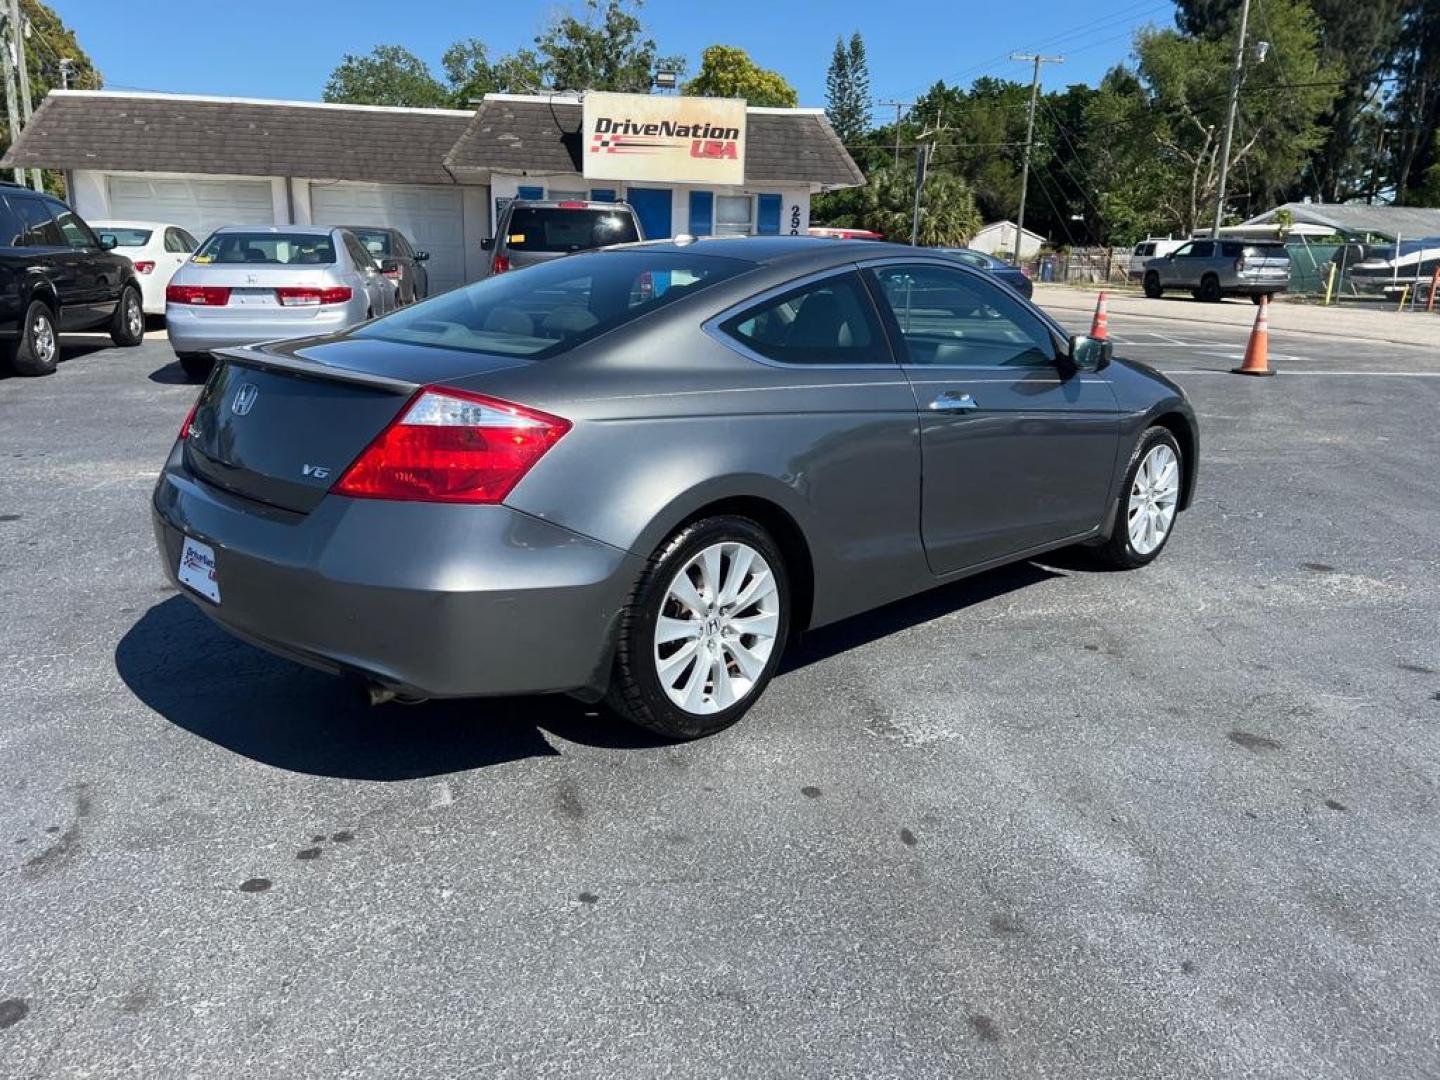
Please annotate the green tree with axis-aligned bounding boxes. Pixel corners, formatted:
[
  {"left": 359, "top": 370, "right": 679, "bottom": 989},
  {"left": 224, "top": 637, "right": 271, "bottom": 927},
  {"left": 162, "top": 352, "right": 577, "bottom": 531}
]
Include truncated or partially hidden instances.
[
  {"left": 858, "top": 162, "right": 981, "bottom": 246},
  {"left": 442, "top": 38, "right": 546, "bottom": 104},
  {"left": 323, "top": 45, "right": 450, "bottom": 108},
  {"left": 682, "top": 45, "right": 797, "bottom": 106},
  {"left": 825, "top": 32, "right": 870, "bottom": 145},
  {"left": 536, "top": 0, "right": 663, "bottom": 93},
  {"left": 1389, "top": 0, "right": 1440, "bottom": 204},
  {"left": 1, "top": 1, "right": 103, "bottom": 192}
]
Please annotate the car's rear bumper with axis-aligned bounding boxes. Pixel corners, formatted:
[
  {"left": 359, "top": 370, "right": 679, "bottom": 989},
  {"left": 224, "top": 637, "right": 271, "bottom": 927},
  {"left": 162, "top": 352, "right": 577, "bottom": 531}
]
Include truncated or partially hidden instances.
[
  {"left": 1228, "top": 278, "right": 1290, "bottom": 295},
  {"left": 165, "top": 304, "right": 357, "bottom": 354},
  {"left": 151, "top": 449, "right": 643, "bottom": 699}
]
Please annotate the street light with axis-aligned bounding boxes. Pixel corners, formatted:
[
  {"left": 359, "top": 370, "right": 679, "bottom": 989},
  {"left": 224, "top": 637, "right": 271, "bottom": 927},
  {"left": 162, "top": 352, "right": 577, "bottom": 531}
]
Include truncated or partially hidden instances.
[{"left": 653, "top": 69, "right": 678, "bottom": 92}]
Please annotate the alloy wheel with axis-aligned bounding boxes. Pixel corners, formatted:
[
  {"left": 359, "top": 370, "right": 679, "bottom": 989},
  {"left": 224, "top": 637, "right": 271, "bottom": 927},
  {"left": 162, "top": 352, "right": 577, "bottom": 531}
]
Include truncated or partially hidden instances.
[
  {"left": 125, "top": 293, "right": 143, "bottom": 337},
  {"left": 1127, "top": 443, "right": 1180, "bottom": 555},
  {"left": 653, "top": 541, "right": 781, "bottom": 715},
  {"left": 32, "top": 312, "right": 55, "bottom": 364}
]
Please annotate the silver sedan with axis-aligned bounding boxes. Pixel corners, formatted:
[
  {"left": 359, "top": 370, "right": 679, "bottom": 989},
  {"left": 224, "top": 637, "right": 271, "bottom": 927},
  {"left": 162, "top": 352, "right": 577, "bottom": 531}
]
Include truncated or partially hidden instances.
[{"left": 166, "top": 226, "right": 395, "bottom": 381}]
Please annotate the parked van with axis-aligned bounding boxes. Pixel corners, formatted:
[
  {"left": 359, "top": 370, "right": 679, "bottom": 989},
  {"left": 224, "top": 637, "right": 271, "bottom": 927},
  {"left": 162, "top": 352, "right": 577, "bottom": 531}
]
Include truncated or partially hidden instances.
[{"left": 1127, "top": 238, "right": 1186, "bottom": 279}]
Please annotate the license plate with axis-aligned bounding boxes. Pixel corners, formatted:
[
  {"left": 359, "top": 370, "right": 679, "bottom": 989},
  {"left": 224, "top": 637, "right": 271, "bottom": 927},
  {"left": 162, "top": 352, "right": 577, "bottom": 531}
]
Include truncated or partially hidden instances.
[
  {"left": 178, "top": 536, "right": 221, "bottom": 603},
  {"left": 230, "top": 289, "right": 276, "bottom": 307}
]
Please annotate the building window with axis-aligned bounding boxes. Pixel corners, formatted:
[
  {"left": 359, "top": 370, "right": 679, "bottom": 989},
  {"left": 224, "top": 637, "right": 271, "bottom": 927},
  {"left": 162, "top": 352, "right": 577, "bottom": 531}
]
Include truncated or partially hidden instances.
[{"left": 714, "top": 195, "right": 754, "bottom": 236}]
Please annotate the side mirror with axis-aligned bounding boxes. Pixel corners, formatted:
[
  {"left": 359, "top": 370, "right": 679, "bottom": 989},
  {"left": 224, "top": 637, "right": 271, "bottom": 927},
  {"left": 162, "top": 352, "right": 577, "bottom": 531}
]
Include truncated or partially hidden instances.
[
  {"left": 99, "top": 234, "right": 118, "bottom": 250},
  {"left": 414, "top": 250, "right": 431, "bottom": 262},
  {"left": 479, "top": 238, "right": 494, "bottom": 252},
  {"left": 1067, "top": 333, "right": 1112, "bottom": 373}
]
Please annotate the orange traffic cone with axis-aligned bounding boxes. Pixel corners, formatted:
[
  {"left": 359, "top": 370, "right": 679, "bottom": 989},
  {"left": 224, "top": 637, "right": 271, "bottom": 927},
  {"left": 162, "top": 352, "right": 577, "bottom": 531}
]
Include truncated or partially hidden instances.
[
  {"left": 1089, "top": 291, "right": 1110, "bottom": 340},
  {"left": 1232, "top": 295, "right": 1275, "bottom": 376}
]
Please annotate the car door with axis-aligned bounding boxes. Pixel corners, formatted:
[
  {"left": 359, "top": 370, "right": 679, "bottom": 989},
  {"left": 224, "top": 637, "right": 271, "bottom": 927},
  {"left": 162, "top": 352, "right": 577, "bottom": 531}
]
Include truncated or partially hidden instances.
[
  {"left": 7, "top": 195, "right": 83, "bottom": 327},
  {"left": 864, "top": 260, "right": 1121, "bottom": 576},
  {"left": 1178, "top": 240, "right": 1216, "bottom": 288},
  {"left": 50, "top": 203, "right": 119, "bottom": 326},
  {"left": 344, "top": 233, "right": 389, "bottom": 314}
]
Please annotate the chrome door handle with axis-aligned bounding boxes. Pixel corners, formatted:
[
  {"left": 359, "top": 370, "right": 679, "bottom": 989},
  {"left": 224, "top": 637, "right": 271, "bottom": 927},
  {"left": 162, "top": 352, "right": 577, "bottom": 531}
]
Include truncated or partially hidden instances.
[{"left": 929, "top": 392, "right": 979, "bottom": 413}]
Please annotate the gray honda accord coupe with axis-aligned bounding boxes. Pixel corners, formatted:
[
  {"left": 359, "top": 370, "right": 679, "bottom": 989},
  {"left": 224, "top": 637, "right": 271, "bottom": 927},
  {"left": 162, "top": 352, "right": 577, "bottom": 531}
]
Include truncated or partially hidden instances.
[{"left": 152, "top": 237, "right": 1197, "bottom": 739}]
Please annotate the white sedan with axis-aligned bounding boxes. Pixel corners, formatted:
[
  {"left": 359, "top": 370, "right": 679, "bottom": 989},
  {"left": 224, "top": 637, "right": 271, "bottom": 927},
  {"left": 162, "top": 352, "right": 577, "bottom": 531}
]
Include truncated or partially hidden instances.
[{"left": 90, "top": 220, "right": 202, "bottom": 315}]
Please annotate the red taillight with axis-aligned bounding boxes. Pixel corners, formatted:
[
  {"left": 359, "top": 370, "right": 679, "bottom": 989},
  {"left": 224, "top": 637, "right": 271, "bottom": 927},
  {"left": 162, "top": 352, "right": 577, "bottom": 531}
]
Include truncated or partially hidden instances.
[
  {"left": 333, "top": 387, "right": 570, "bottom": 504},
  {"left": 275, "top": 286, "right": 353, "bottom": 307},
  {"left": 491, "top": 254, "right": 511, "bottom": 275},
  {"left": 167, "top": 284, "right": 231, "bottom": 306},
  {"left": 179, "top": 396, "right": 200, "bottom": 440},
  {"left": 383, "top": 267, "right": 403, "bottom": 280},
  {"left": 133, "top": 260, "right": 155, "bottom": 274}
]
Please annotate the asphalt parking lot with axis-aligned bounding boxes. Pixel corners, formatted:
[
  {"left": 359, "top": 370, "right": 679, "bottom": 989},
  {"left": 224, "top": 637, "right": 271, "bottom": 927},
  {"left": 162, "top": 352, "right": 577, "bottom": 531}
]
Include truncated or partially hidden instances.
[{"left": 2, "top": 310, "right": 1438, "bottom": 1078}]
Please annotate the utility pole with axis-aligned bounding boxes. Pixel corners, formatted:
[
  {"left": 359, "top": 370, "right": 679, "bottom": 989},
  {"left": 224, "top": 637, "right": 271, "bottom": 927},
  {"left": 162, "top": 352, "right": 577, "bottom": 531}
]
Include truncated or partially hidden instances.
[
  {"left": 1, "top": 11, "right": 22, "bottom": 184},
  {"left": 1011, "top": 53, "right": 1062, "bottom": 263},
  {"left": 1211, "top": 0, "right": 1251, "bottom": 238},
  {"left": 877, "top": 99, "right": 913, "bottom": 165},
  {"left": 7, "top": 0, "right": 38, "bottom": 189}
]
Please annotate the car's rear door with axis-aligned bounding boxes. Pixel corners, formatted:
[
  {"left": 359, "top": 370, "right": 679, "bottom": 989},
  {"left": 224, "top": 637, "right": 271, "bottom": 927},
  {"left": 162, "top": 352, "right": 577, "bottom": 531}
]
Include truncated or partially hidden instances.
[{"left": 864, "top": 259, "right": 1121, "bottom": 576}]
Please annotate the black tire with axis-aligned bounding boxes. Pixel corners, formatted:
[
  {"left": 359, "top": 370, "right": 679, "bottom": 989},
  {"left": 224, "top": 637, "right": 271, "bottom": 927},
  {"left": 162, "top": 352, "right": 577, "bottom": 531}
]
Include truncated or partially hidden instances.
[
  {"left": 607, "top": 515, "right": 791, "bottom": 740},
  {"left": 7, "top": 298, "right": 60, "bottom": 376},
  {"left": 1142, "top": 272, "right": 1163, "bottom": 299},
  {"left": 110, "top": 284, "right": 145, "bottom": 347},
  {"left": 1091, "top": 426, "right": 1185, "bottom": 570},
  {"left": 177, "top": 352, "right": 213, "bottom": 382},
  {"left": 1198, "top": 274, "right": 1222, "bottom": 302}
]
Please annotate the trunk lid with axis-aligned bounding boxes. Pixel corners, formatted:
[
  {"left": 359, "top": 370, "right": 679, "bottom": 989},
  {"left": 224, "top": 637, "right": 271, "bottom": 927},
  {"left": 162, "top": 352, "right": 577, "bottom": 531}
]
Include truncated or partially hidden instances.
[{"left": 183, "top": 337, "right": 532, "bottom": 513}]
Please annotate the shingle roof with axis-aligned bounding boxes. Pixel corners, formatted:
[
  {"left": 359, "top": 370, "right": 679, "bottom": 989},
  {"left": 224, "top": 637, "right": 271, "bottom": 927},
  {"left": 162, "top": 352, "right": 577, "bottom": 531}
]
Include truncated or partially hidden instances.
[
  {"left": 444, "top": 97, "right": 865, "bottom": 189},
  {"left": 1, "top": 91, "right": 473, "bottom": 185},
  {"left": 1246, "top": 202, "right": 1440, "bottom": 241}
]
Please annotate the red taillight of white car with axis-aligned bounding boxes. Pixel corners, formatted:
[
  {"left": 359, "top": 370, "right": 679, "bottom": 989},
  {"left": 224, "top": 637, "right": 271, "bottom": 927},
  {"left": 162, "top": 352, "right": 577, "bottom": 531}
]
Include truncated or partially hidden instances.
[
  {"left": 332, "top": 387, "right": 571, "bottom": 504},
  {"left": 133, "top": 260, "right": 156, "bottom": 274},
  {"left": 167, "top": 284, "right": 232, "bottom": 306},
  {"left": 275, "top": 286, "right": 353, "bottom": 307}
]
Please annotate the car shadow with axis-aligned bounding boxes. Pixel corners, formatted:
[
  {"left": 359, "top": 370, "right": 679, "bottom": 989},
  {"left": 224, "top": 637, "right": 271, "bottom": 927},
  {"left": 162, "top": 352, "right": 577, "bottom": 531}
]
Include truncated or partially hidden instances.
[
  {"left": 115, "top": 596, "right": 666, "bottom": 781},
  {"left": 117, "top": 558, "right": 1071, "bottom": 779},
  {"left": 148, "top": 359, "right": 199, "bottom": 385},
  {"left": 0, "top": 341, "right": 113, "bottom": 381}
]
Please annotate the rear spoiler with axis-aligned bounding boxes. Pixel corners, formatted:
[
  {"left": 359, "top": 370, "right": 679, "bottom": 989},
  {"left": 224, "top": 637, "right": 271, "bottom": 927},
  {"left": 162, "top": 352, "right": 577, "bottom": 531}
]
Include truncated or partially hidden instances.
[{"left": 212, "top": 345, "right": 420, "bottom": 395}]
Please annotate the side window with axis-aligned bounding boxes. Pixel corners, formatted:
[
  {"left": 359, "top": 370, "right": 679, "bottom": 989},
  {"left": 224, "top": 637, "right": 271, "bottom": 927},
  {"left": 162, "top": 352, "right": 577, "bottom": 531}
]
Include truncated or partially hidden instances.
[
  {"left": 11, "top": 197, "right": 64, "bottom": 247},
  {"left": 719, "top": 272, "right": 889, "bottom": 366},
  {"left": 164, "top": 228, "right": 187, "bottom": 253},
  {"left": 1187, "top": 241, "right": 1214, "bottom": 258},
  {"left": 178, "top": 230, "right": 199, "bottom": 251},
  {"left": 0, "top": 198, "right": 23, "bottom": 247},
  {"left": 394, "top": 233, "right": 413, "bottom": 258},
  {"left": 50, "top": 205, "right": 98, "bottom": 249},
  {"left": 345, "top": 234, "right": 375, "bottom": 270},
  {"left": 869, "top": 263, "right": 1056, "bottom": 368}
]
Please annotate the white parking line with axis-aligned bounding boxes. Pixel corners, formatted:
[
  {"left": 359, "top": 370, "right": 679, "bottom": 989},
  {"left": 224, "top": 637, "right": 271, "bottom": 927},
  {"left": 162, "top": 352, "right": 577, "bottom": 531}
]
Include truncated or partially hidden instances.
[{"left": 1162, "top": 369, "right": 1440, "bottom": 377}]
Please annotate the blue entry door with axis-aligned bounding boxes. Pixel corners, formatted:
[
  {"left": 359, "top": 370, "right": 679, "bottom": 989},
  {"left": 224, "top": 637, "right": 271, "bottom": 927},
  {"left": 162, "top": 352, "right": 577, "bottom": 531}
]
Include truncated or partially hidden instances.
[{"left": 626, "top": 187, "right": 672, "bottom": 240}]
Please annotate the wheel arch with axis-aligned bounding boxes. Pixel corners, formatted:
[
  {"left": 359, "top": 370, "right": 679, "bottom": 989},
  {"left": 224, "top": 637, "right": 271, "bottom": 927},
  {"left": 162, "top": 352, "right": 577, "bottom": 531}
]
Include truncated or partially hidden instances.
[{"left": 1151, "top": 410, "right": 1197, "bottom": 510}]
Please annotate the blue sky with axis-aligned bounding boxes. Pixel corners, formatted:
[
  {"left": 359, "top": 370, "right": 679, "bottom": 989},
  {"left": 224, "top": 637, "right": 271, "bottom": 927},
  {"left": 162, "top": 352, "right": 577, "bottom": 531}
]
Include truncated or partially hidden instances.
[{"left": 56, "top": 0, "right": 1177, "bottom": 113}]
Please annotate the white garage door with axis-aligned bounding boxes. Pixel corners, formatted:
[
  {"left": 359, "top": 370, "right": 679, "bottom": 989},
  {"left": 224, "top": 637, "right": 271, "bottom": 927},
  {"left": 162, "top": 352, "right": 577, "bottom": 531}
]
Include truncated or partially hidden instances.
[
  {"left": 106, "top": 175, "right": 275, "bottom": 242},
  {"left": 310, "top": 182, "right": 466, "bottom": 295}
]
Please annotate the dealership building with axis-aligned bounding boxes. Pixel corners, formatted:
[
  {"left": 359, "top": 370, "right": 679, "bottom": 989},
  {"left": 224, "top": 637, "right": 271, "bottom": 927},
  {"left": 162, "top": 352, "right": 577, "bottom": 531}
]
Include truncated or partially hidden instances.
[{"left": 1, "top": 89, "right": 864, "bottom": 294}]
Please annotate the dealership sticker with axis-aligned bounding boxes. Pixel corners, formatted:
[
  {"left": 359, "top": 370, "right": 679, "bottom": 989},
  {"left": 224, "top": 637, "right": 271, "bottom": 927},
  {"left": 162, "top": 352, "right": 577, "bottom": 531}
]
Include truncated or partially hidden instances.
[
  {"left": 508, "top": 234, "right": 526, "bottom": 244},
  {"left": 177, "top": 536, "right": 221, "bottom": 604}
]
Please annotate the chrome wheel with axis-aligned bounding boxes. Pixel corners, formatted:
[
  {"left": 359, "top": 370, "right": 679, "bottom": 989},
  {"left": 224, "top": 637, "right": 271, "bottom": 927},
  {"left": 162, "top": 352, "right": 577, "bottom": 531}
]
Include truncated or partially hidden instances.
[
  {"left": 124, "top": 292, "right": 143, "bottom": 337},
  {"left": 1127, "top": 443, "right": 1180, "bottom": 555},
  {"left": 32, "top": 312, "right": 55, "bottom": 364},
  {"left": 653, "top": 541, "right": 780, "bottom": 715}
]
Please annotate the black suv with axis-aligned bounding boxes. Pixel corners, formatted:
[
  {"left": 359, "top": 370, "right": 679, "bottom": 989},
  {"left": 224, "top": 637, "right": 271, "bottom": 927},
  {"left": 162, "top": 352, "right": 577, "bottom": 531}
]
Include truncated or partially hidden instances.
[{"left": 0, "top": 182, "right": 145, "bottom": 376}]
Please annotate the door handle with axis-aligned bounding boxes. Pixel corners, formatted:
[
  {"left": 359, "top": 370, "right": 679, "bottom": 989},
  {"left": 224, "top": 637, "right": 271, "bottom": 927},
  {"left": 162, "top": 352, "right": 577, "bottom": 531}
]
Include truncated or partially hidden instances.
[{"left": 928, "top": 392, "right": 979, "bottom": 413}]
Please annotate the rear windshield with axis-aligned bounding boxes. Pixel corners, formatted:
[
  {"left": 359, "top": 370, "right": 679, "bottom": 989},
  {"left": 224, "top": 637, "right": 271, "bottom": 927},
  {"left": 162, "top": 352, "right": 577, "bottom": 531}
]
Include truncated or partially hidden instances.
[
  {"left": 502, "top": 208, "right": 640, "bottom": 253},
  {"left": 1223, "top": 242, "right": 1289, "bottom": 259},
  {"left": 355, "top": 250, "right": 751, "bottom": 358},
  {"left": 101, "top": 227, "right": 152, "bottom": 246},
  {"left": 194, "top": 232, "right": 336, "bottom": 265},
  {"left": 350, "top": 229, "right": 392, "bottom": 256}
]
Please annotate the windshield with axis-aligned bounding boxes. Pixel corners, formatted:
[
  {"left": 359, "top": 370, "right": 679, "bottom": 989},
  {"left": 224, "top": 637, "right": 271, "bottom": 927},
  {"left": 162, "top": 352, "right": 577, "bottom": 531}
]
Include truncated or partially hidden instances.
[
  {"left": 503, "top": 208, "right": 640, "bottom": 252},
  {"left": 355, "top": 250, "right": 752, "bottom": 358},
  {"left": 350, "top": 229, "right": 392, "bottom": 256},
  {"left": 100, "top": 227, "right": 152, "bottom": 247},
  {"left": 194, "top": 232, "right": 336, "bottom": 265}
]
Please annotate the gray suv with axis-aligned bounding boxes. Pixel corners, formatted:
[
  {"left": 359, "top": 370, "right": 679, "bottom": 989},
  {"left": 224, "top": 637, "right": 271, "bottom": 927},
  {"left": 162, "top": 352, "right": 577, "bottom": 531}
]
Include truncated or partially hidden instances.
[
  {"left": 1142, "top": 239, "right": 1290, "bottom": 303},
  {"left": 481, "top": 199, "right": 643, "bottom": 277}
]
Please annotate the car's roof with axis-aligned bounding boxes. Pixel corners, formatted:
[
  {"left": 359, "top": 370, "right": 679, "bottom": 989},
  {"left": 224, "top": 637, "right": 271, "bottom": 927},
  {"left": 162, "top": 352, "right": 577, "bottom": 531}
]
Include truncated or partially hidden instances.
[
  {"left": 610, "top": 235, "right": 936, "bottom": 267},
  {"left": 89, "top": 219, "right": 177, "bottom": 230},
  {"left": 337, "top": 224, "right": 399, "bottom": 234},
  {"left": 210, "top": 224, "right": 336, "bottom": 236},
  {"left": 509, "top": 199, "right": 633, "bottom": 210}
]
